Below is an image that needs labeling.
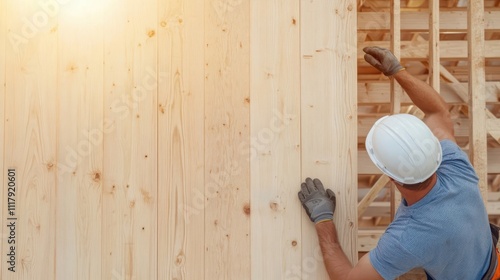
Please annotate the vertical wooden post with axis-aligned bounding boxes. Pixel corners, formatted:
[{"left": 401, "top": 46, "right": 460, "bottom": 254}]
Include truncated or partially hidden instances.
[
  {"left": 468, "top": 0, "right": 488, "bottom": 203},
  {"left": 390, "top": 0, "right": 402, "bottom": 220},
  {"left": 429, "top": 0, "right": 440, "bottom": 90},
  {"left": 157, "top": 1, "right": 205, "bottom": 279},
  {"left": 250, "top": 0, "right": 301, "bottom": 279},
  {"left": 301, "top": 1, "right": 357, "bottom": 277},
  {"left": 390, "top": 0, "right": 401, "bottom": 115},
  {"left": 204, "top": 0, "right": 251, "bottom": 278},
  {"left": 56, "top": 8, "right": 103, "bottom": 280}
]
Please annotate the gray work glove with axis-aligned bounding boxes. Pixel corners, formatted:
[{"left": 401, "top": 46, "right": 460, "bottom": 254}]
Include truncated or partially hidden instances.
[
  {"left": 363, "top": 46, "right": 405, "bottom": 76},
  {"left": 298, "top": 178, "right": 336, "bottom": 224}
]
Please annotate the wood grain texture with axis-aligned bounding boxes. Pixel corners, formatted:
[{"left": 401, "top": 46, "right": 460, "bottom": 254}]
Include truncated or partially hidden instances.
[
  {"left": 0, "top": 0, "right": 4, "bottom": 274},
  {"left": 56, "top": 8, "right": 103, "bottom": 280},
  {"left": 2, "top": 1, "right": 57, "bottom": 278},
  {"left": 389, "top": 0, "right": 401, "bottom": 114},
  {"left": 429, "top": 0, "right": 440, "bottom": 90},
  {"left": 204, "top": 0, "right": 250, "bottom": 279},
  {"left": 389, "top": 0, "right": 402, "bottom": 220},
  {"left": 358, "top": 10, "right": 500, "bottom": 31},
  {"left": 468, "top": 0, "right": 488, "bottom": 202},
  {"left": 358, "top": 40, "right": 500, "bottom": 59},
  {"left": 250, "top": 0, "right": 301, "bottom": 279},
  {"left": 357, "top": 82, "right": 499, "bottom": 105},
  {"left": 157, "top": 0, "right": 205, "bottom": 279},
  {"left": 301, "top": 1, "right": 358, "bottom": 278},
  {"left": 102, "top": 0, "right": 158, "bottom": 279}
]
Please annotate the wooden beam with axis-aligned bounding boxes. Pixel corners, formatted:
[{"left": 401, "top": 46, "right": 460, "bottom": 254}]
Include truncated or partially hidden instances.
[
  {"left": 359, "top": 117, "right": 473, "bottom": 138},
  {"left": 359, "top": 149, "right": 500, "bottom": 174},
  {"left": 406, "top": 0, "right": 426, "bottom": 8},
  {"left": 487, "top": 118, "right": 500, "bottom": 143},
  {"left": 438, "top": 65, "right": 500, "bottom": 144},
  {"left": 358, "top": 40, "right": 500, "bottom": 60},
  {"left": 486, "top": 110, "right": 500, "bottom": 143},
  {"left": 358, "top": 229, "right": 385, "bottom": 252},
  {"left": 390, "top": 0, "right": 402, "bottom": 115},
  {"left": 357, "top": 82, "right": 500, "bottom": 105},
  {"left": 453, "top": 0, "right": 487, "bottom": 205},
  {"left": 358, "top": 10, "right": 500, "bottom": 31},
  {"left": 359, "top": 197, "right": 500, "bottom": 219},
  {"left": 359, "top": 72, "right": 500, "bottom": 83},
  {"left": 358, "top": 200, "right": 500, "bottom": 237},
  {"left": 389, "top": 0, "right": 402, "bottom": 220},
  {"left": 429, "top": 0, "right": 440, "bottom": 90},
  {"left": 358, "top": 176, "right": 391, "bottom": 218}
]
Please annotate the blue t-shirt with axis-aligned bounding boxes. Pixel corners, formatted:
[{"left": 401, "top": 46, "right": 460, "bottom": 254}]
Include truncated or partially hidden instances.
[{"left": 370, "top": 140, "right": 493, "bottom": 280}]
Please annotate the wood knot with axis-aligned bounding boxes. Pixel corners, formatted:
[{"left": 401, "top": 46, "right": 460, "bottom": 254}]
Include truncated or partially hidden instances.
[
  {"left": 175, "top": 252, "right": 185, "bottom": 266},
  {"left": 46, "top": 162, "right": 54, "bottom": 171},
  {"left": 141, "top": 189, "right": 153, "bottom": 204},
  {"left": 147, "top": 29, "right": 156, "bottom": 38},
  {"left": 269, "top": 201, "right": 279, "bottom": 211},
  {"left": 92, "top": 172, "right": 101, "bottom": 182},
  {"left": 243, "top": 203, "right": 251, "bottom": 216},
  {"left": 292, "top": 240, "right": 298, "bottom": 247}
]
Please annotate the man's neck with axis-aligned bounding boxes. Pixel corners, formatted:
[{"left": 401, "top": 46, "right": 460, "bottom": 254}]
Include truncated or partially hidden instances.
[{"left": 396, "top": 174, "right": 437, "bottom": 206}]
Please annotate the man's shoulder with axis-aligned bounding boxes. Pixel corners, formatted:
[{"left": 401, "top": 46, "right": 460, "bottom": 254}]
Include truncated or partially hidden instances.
[{"left": 438, "top": 139, "right": 478, "bottom": 182}]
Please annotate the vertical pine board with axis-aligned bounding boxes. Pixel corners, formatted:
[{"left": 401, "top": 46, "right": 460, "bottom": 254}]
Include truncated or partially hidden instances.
[
  {"left": 55, "top": 8, "right": 103, "bottom": 280},
  {"left": 157, "top": 0, "right": 205, "bottom": 279},
  {"left": 0, "top": 1, "right": 5, "bottom": 274},
  {"left": 102, "top": 0, "right": 158, "bottom": 279},
  {"left": 205, "top": 0, "right": 251, "bottom": 278},
  {"left": 2, "top": 0, "right": 57, "bottom": 279},
  {"left": 250, "top": 0, "right": 301, "bottom": 279},
  {"left": 468, "top": 0, "right": 487, "bottom": 202},
  {"left": 301, "top": 1, "right": 357, "bottom": 279}
]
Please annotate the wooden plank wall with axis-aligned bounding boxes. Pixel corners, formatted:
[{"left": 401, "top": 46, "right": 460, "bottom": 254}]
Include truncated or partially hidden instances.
[{"left": 0, "top": 0, "right": 358, "bottom": 279}]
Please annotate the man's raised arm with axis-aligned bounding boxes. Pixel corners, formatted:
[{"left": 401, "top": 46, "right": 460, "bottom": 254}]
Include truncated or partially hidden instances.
[{"left": 363, "top": 46, "right": 455, "bottom": 142}]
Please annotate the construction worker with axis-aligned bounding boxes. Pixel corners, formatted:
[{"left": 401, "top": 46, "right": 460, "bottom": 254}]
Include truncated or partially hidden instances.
[{"left": 298, "top": 46, "right": 500, "bottom": 280}]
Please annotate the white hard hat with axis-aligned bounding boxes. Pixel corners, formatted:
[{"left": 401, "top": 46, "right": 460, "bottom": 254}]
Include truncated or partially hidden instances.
[{"left": 365, "top": 114, "right": 442, "bottom": 184}]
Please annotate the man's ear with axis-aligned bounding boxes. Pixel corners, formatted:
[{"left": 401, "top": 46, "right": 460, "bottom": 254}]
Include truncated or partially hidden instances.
[{"left": 389, "top": 178, "right": 402, "bottom": 188}]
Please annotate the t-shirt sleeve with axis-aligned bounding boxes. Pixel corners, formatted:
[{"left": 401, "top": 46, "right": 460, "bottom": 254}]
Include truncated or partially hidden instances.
[
  {"left": 437, "top": 140, "right": 478, "bottom": 184},
  {"left": 369, "top": 230, "right": 422, "bottom": 280}
]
